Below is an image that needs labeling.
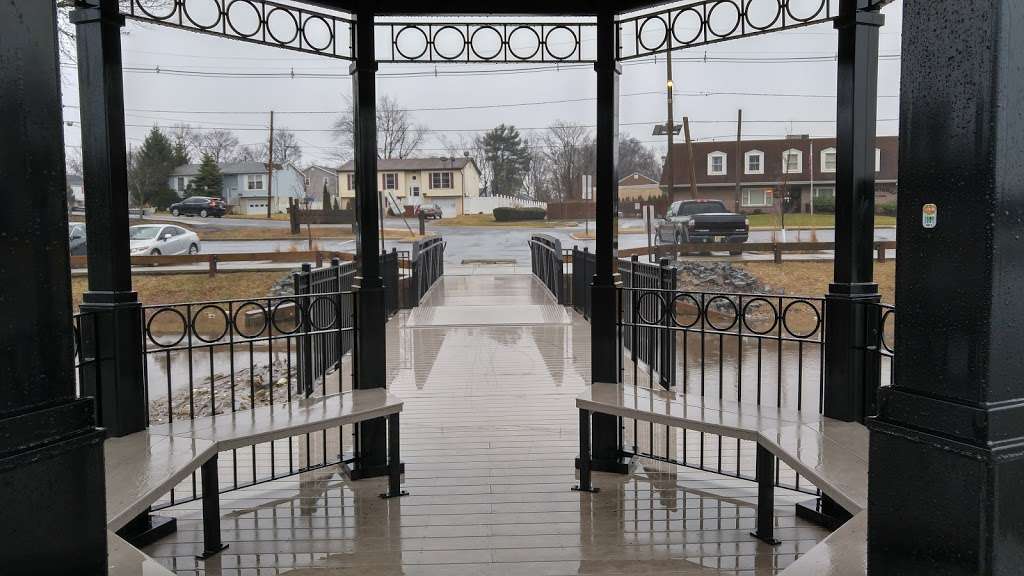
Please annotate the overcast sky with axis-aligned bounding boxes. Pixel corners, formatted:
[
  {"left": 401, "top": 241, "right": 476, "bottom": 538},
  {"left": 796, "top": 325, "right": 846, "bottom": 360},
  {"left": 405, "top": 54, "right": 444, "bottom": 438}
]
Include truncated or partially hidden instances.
[{"left": 59, "top": 2, "right": 903, "bottom": 168}]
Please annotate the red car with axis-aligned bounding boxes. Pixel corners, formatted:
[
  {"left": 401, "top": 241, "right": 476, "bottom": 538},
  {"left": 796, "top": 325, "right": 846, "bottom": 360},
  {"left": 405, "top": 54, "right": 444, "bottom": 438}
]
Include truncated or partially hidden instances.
[{"left": 416, "top": 203, "right": 443, "bottom": 220}]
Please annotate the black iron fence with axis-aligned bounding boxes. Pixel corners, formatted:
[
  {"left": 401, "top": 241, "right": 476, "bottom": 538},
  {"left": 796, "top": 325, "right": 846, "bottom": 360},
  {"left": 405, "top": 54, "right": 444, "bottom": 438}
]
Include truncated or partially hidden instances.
[
  {"left": 71, "top": 250, "right": 416, "bottom": 509},
  {"left": 530, "top": 243, "right": 895, "bottom": 494},
  {"left": 407, "top": 237, "right": 445, "bottom": 307},
  {"left": 528, "top": 234, "right": 567, "bottom": 305}
]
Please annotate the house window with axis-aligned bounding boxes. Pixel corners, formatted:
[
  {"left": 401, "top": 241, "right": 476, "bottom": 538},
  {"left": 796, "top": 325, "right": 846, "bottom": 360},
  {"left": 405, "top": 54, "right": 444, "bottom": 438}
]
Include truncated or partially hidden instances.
[
  {"left": 346, "top": 174, "right": 354, "bottom": 190},
  {"left": 814, "top": 186, "right": 835, "bottom": 199},
  {"left": 382, "top": 173, "right": 398, "bottom": 190},
  {"left": 176, "top": 177, "right": 185, "bottom": 192},
  {"left": 430, "top": 172, "right": 452, "bottom": 189},
  {"left": 742, "top": 188, "right": 774, "bottom": 207},
  {"left": 745, "top": 150, "right": 764, "bottom": 175},
  {"left": 303, "top": 176, "right": 311, "bottom": 187},
  {"left": 821, "top": 148, "right": 837, "bottom": 173},
  {"left": 875, "top": 148, "right": 882, "bottom": 172},
  {"left": 782, "top": 149, "right": 803, "bottom": 174},
  {"left": 707, "top": 152, "right": 727, "bottom": 176},
  {"left": 246, "top": 174, "right": 264, "bottom": 190}
]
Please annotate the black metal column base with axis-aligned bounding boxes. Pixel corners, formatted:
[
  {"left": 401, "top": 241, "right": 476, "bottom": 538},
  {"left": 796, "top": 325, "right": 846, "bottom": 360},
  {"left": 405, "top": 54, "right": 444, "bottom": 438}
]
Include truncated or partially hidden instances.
[
  {"left": 795, "top": 497, "right": 852, "bottom": 532},
  {"left": 380, "top": 489, "right": 410, "bottom": 499},
  {"left": 571, "top": 483, "right": 600, "bottom": 494},
  {"left": 750, "top": 531, "right": 782, "bottom": 546},
  {"left": 574, "top": 455, "right": 632, "bottom": 475},
  {"left": 342, "top": 461, "right": 405, "bottom": 481},
  {"left": 116, "top": 513, "right": 178, "bottom": 548},
  {"left": 196, "top": 543, "right": 229, "bottom": 561}
]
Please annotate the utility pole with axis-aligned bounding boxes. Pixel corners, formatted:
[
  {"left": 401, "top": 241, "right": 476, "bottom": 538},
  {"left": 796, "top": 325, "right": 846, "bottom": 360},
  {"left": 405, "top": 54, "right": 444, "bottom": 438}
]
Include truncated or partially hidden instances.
[
  {"left": 682, "top": 117, "right": 698, "bottom": 200},
  {"left": 665, "top": 32, "right": 675, "bottom": 202},
  {"left": 734, "top": 109, "right": 743, "bottom": 212},
  {"left": 266, "top": 110, "right": 274, "bottom": 219}
]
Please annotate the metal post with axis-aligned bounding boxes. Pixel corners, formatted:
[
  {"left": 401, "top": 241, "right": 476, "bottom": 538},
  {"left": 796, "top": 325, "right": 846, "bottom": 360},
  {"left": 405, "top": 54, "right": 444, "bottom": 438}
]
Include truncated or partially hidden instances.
[
  {"left": 298, "top": 263, "right": 314, "bottom": 397},
  {"left": 751, "top": 445, "right": 780, "bottom": 545},
  {"left": 589, "top": 10, "right": 627, "bottom": 475},
  {"left": 869, "top": 1, "right": 1024, "bottom": 573},
  {"left": 349, "top": 5, "right": 388, "bottom": 479},
  {"left": 198, "top": 455, "right": 228, "bottom": 559},
  {"left": 72, "top": 0, "right": 147, "bottom": 437},
  {"left": 573, "top": 409, "right": 598, "bottom": 493},
  {"left": 0, "top": 1, "right": 107, "bottom": 571},
  {"left": 379, "top": 413, "right": 408, "bottom": 499},
  {"left": 823, "top": 0, "right": 883, "bottom": 424}
]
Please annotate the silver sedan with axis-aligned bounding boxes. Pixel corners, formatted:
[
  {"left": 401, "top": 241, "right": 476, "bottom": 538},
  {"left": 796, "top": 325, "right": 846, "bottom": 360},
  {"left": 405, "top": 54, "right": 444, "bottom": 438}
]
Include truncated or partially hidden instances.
[{"left": 129, "top": 224, "right": 201, "bottom": 256}]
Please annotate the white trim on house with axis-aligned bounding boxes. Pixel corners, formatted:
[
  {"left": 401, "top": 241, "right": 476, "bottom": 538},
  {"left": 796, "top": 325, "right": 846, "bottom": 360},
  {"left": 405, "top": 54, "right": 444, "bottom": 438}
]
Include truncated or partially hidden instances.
[
  {"left": 821, "top": 147, "right": 837, "bottom": 173},
  {"left": 707, "top": 151, "right": 727, "bottom": 176},
  {"left": 744, "top": 150, "right": 764, "bottom": 175},
  {"left": 875, "top": 148, "right": 881, "bottom": 172},
  {"left": 742, "top": 188, "right": 774, "bottom": 208},
  {"left": 782, "top": 148, "right": 803, "bottom": 174}
]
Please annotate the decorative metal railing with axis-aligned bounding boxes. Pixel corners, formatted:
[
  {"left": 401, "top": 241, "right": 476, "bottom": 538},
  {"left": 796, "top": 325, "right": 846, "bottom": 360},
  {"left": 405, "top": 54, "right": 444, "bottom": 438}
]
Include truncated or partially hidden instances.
[
  {"left": 118, "top": 0, "right": 355, "bottom": 60},
  {"left": 71, "top": 251, "right": 411, "bottom": 509},
  {"left": 528, "top": 234, "right": 567, "bottom": 305},
  {"left": 407, "top": 237, "right": 445, "bottom": 307},
  {"left": 616, "top": 0, "right": 839, "bottom": 60},
  {"left": 139, "top": 289, "right": 355, "bottom": 508},
  {"left": 531, "top": 244, "right": 895, "bottom": 494},
  {"left": 378, "top": 18, "right": 597, "bottom": 64}
]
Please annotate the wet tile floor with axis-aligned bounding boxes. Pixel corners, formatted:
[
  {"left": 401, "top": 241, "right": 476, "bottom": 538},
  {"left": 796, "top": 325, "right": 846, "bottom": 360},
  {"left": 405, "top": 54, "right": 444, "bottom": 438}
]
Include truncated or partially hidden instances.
[{"left": 145, "top": 275, "right": 827, "bottom": 575}]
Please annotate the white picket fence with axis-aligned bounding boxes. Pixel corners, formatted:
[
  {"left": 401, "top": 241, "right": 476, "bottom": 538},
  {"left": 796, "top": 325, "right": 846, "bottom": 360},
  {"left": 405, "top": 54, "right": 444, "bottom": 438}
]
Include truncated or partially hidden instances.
[{"left": 463, "top": 195, "right": 546, "bottom": 215}]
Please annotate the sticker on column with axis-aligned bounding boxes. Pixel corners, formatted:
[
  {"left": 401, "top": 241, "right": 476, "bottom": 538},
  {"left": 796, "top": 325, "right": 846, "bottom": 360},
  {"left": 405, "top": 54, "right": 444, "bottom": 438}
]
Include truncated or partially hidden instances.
[{"left": 922, "top": 203, "right": 937, "bottom": 228}]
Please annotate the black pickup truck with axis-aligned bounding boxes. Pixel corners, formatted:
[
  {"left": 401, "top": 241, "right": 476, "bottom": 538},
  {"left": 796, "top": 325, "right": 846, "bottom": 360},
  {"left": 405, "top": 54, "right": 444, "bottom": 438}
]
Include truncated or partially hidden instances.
[{"left": 656, "top": 199, "right": 749, "bottom": 253}]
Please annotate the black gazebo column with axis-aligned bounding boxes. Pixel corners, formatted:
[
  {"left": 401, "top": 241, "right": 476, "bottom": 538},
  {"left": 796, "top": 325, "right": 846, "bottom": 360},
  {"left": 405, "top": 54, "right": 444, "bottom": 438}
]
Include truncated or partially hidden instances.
[
  {"left": 869, "top": 1, "right": 1024, "bottom": 573},
  {"left": 1, "top": 1, "right": 107, "bottom": 573},
  {"left": 588, "top": 10, "right": 627, "bottom": 474},
  {"left": 72, "top": 0, "right": 147, "bottom": 437},
  {"left": 349, "top": 5, "right": 388, "bottom": 479},
  {"left": 823, "top": 0, "right": 883, "bottom": 424}
]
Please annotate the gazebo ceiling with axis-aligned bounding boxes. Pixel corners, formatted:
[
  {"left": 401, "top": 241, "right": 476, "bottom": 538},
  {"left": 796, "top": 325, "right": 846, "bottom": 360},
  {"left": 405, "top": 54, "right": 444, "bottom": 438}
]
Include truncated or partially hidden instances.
[{"left": 302, "top": 0, "right": 668, "bottom": 17}]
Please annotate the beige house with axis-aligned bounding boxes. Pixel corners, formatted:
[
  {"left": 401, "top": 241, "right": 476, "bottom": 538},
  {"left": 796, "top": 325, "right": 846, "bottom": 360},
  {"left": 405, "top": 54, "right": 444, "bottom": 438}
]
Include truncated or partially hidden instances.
[
  {"left": 337, "top": 158, "right": 482, "bottom": 218},
  {"left": 618, "top": 172, "right": 663, "bottom": 200}
]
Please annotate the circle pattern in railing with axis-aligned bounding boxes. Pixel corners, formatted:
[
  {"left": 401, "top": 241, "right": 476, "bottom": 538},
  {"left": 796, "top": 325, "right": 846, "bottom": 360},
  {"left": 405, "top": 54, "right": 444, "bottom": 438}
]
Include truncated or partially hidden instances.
[
  {"left": 618, "top": 0, "right": 838, "bottom": 59},
  {"left": 388, "top": 22, "right": 589, "bottom": 63},
  {"left": 782, "top": 299, "right": 822, "bottom": 339},
  {"left": 123, "top": 0, "right": 352, "bottom": 59}
]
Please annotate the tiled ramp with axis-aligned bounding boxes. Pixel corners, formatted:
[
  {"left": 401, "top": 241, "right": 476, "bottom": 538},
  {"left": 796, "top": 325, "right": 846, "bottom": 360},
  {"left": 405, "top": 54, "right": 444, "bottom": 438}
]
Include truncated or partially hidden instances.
[{"left": 145, "top": 274, "right": 827, "bottom": 576}]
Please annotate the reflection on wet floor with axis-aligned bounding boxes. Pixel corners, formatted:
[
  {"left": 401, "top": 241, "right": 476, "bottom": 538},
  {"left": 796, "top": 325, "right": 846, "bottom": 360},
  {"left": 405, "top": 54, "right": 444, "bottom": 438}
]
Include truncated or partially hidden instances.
[{"left": 145, "top": 275, "right": 827, "bottom": 575}]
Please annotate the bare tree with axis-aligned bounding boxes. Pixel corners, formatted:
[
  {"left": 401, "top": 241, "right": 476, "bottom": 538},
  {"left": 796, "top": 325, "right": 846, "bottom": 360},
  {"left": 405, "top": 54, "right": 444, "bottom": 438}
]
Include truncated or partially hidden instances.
[
  {"left": 199, "top": 129, "right": 241, "bottom": 164},
  {"left": 543, "top": 121, "right": 594, "bottom": 201},
  {"left": 333, "top": 95, "right": 427, "bottom": 161},
  {"left": 237, "top": 129, "right": 303, "bottom": 166},
  {"left": 523, "top": 145, "right": 552, "bottom": 202},
  {"left": 437, "top": 133, "right": 491, "bottom": 195}
]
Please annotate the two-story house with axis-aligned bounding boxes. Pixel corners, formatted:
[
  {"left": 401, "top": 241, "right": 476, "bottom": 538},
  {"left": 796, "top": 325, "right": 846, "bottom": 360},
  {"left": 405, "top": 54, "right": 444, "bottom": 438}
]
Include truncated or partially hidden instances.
[
  {"left": 302, "top": 165, "right": 340, "bottom": 210},
  {"left": 337, "top": 157, "right": 482, "bottom": 218},
  {"left": 169, "top": 161, "right": 306, "bottom": 215},
  {"left": 659, "top": 135, "right": 899, "bottom": 213}
]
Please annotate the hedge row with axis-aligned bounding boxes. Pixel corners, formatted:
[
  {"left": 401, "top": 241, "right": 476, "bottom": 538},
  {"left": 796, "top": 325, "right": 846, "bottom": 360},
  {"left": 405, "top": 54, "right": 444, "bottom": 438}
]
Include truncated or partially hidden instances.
[{"left": 493, "top": 207, "right": 546, "bottom": 221}]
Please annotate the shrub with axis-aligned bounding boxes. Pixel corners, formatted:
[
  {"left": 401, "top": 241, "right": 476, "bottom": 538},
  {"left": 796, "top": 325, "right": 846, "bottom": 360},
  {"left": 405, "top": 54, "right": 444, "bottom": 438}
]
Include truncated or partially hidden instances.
[
  {"left": 493, "top": 207, "right": 546, "bottom": 222},
  {"left": 813, "top": 196, "right": 836, "bottom": 214},
  {"left": 876, "top": 201, "right": 897, "bottom": 217},
  {"left": 149, "top": 188, "right": 181, "bottom": 211}
]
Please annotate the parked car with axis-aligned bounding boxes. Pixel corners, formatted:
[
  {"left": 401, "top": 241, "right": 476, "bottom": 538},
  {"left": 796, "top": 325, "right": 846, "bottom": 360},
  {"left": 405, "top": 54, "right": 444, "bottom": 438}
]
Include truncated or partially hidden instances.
[
  {"left": 416, "top": 203, "right": 444, "bottom": 220},
  {"left": 129, "top": 224, "right": 201, "bottom": 256},
  {"left": 68, "top": 222, "right": 87, "bottom": 256},
  {"left": 656, "top": 199, "right": 749, "bottom": 255},
  {"left": 169, "top": 196, "right": 226, "bottom": 218}
]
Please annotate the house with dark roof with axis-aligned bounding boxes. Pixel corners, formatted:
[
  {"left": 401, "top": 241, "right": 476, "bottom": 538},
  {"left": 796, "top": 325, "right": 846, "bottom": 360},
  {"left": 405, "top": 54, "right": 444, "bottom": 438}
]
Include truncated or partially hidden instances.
[
  {"left": 337, "top": 157, "right": 482, "bottom": 218},
  {"left": 169, "top": 161, "right": 305, "bottom": 215},
  {"left": 659, "top": 135, "right": 899, "bottom": 213}
]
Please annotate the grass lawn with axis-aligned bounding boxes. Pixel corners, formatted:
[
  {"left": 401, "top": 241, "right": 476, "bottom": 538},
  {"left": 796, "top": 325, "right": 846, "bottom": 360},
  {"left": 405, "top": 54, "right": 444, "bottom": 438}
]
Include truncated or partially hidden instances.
[
  {"left": 432, "top": 214, "right": 578, "bottom": 228},
  {"left": 71, "top": 271, "right": 286, "bottom": 308},
  {"left": 747, "top": 213, "right": 896, "bottom": 228},
  {"left": 737, "top": 260, "right": 895, "bottom": 304}
]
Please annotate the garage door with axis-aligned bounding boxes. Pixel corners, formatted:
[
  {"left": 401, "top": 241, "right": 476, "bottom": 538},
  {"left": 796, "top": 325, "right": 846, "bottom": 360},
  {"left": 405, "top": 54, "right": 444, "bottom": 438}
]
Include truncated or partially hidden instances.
[{"left": 434, "top": 198, "right": 458, "bottom": 218}]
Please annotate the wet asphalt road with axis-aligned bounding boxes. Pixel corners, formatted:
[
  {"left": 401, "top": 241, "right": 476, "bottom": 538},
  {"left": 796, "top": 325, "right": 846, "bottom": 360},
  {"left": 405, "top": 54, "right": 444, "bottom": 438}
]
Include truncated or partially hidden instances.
[{"left": 199, "top": 220, "right": 896, "bottom": 265}]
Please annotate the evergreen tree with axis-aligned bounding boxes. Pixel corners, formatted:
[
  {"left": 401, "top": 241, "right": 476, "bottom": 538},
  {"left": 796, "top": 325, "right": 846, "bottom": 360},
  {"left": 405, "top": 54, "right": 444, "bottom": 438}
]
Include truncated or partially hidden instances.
[
  {"left": 191, "top": 152, "right": 223, "bottom": 198},
  {"left": 478, "top": 124, "right": 531, "bottom": 197},
  {"left": 127, "top": 126, "right": 179, "bottom": 208}
]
